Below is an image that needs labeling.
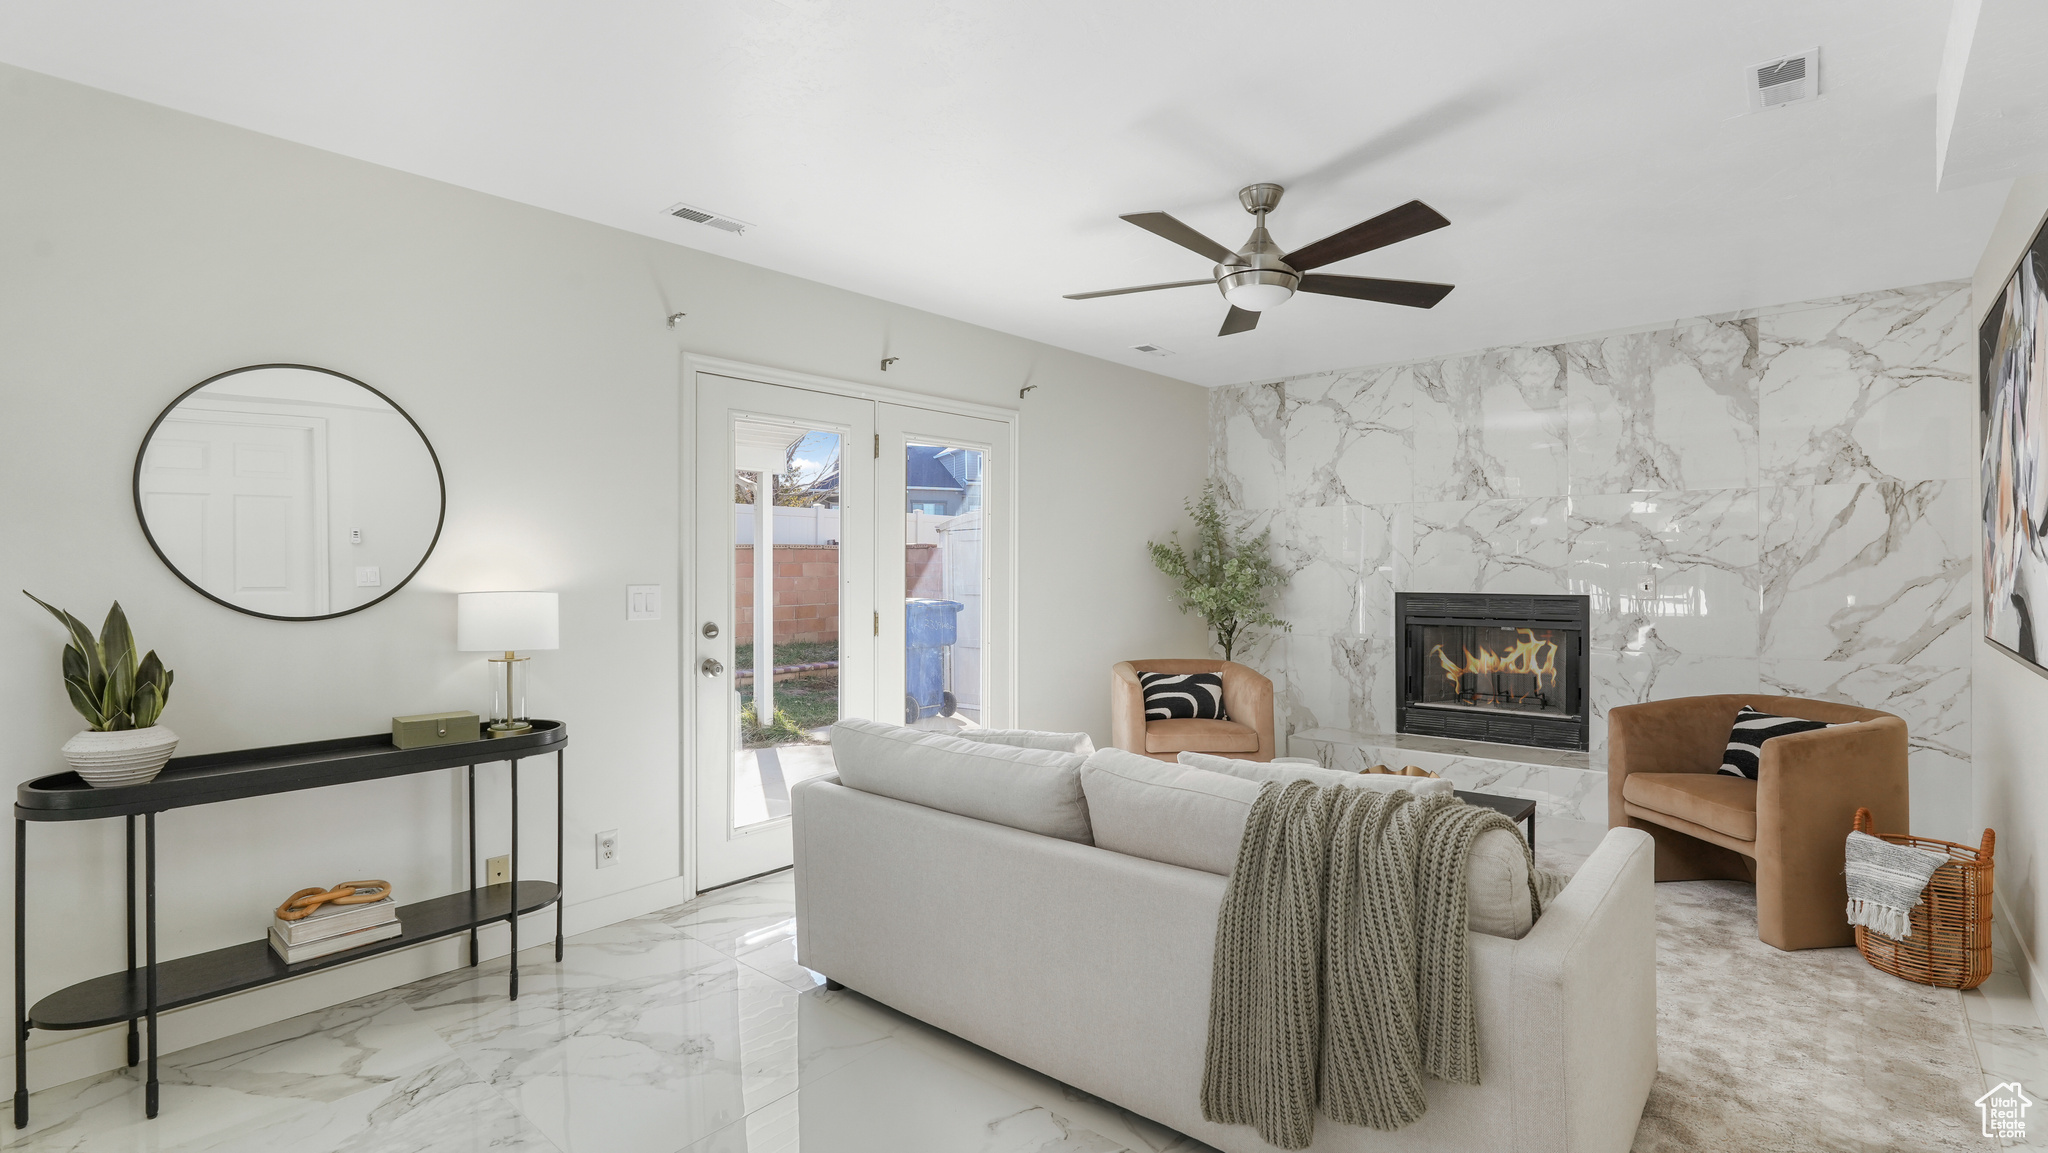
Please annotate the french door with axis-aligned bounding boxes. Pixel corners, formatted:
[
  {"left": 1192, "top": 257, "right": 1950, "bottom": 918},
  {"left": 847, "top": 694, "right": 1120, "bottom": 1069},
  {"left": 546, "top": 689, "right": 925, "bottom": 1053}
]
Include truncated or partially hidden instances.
[
  {"left": 690, "top": 368, "right": 1014, "bottom": 891},
  {"left": 693, "top": 374, "right": 876, "bottom": 890}
]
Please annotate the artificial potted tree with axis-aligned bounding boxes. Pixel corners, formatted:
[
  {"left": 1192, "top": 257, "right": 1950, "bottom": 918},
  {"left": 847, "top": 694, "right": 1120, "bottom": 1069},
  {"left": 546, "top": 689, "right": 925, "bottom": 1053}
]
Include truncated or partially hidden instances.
[
  {"left": 25, "top": 593, "right": 177, "bottom": 787},
  {"left": 1148, "top": 482, "right": 1289, "bottom": 661}
]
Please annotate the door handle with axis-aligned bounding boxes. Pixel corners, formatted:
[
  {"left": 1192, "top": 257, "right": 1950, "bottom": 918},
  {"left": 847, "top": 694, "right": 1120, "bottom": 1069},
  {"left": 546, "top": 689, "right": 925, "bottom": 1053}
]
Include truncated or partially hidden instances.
[{"left": 701, "top": 657, "right": 724, "bottom": 678}]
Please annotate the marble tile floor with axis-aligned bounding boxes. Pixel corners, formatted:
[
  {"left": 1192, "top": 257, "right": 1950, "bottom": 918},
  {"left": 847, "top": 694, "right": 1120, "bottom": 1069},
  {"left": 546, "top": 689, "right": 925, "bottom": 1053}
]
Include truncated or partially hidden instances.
[
  {"left": 8, "top": 820, "right": 2045, "bottom": 1151},
  {"left": 0, "top": 872, "right": 1207, "bottom": 1153},
  {"left": 1963, "top": 916, "right": 2048, "bottom": 1148}
]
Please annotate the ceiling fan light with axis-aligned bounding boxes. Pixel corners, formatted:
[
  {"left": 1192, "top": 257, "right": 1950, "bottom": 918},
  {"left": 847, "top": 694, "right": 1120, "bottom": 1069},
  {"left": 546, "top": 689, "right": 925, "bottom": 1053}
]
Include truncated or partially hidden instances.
[
  {"left": 1217, "top": 265, "right": 1298, "bottom": 312},
  {"left": 1223, "top": 280, "right": 1296, "bottom": 311}
]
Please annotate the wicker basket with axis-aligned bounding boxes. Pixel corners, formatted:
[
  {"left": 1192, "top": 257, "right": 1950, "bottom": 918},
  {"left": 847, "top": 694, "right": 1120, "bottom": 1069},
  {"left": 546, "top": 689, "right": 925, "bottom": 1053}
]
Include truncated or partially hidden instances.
[{"left": 1851, "top": 807, "right": 1994, "bottom": 990}]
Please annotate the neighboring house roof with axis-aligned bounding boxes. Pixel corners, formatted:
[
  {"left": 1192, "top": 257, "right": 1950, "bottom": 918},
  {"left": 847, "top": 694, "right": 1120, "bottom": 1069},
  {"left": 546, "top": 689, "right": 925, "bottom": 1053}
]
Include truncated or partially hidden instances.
[{"left": 906, "top": 445, "right": 966, "bottom": 491}]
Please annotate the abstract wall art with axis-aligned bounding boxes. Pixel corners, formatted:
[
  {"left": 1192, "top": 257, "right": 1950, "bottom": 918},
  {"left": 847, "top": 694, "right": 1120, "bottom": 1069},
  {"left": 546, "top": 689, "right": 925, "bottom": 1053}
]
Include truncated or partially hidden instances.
[{"left": 1982, "top": 212, "right": 2048, "bottom": 671}]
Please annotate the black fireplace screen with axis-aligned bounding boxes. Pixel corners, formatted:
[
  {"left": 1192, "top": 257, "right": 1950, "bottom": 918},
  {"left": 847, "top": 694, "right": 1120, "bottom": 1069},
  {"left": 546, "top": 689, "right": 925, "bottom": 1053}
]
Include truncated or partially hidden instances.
[
  {"left": 1397, "top": 593, "right": 1589, "bottom": 751},
  {"left": 1414, "top": 625, "right": 1571, "bottom": 716}
]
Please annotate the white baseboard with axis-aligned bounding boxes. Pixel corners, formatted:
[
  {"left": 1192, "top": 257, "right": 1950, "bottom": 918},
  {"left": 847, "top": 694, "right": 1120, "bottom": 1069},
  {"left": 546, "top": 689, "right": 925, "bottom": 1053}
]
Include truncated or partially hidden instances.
[
  {"left": 0, "top": 873, "right": 700, "bottom": 1095},
  {"left": 1995, "top": 889, "right": 2048, "bottom": 1031}
]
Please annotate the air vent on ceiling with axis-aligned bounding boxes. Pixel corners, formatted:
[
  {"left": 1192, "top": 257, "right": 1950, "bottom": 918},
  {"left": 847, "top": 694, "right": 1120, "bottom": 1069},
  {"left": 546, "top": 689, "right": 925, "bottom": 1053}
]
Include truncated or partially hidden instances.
[
  {"left": 665, "top": 201, "right": 752, "bottom": 234},
  {"left": 1131, "top": 344, "right": 1175, "bottom": 356},
  {"left": 1747, "top": 48, "right": 1819, "bottom": 111}
]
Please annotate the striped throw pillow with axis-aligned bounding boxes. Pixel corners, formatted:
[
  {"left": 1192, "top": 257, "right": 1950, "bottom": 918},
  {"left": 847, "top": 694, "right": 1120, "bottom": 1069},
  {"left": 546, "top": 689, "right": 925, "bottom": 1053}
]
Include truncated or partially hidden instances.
[
  {"left": 1139, "top": 671, "right": 1228, "bottom": 721},
  {"left": 1718, "top": 706, "right": 1834, "bottom": 779}
]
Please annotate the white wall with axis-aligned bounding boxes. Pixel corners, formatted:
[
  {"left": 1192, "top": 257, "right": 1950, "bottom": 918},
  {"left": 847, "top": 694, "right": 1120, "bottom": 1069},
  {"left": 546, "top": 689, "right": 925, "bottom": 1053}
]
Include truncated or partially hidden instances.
[
  {"left": 0, "top": 62, "right": 1208, "bottom": 1088},
  {"left": 1973, "top": 172, "right": 2048, "bottom": 1024}
]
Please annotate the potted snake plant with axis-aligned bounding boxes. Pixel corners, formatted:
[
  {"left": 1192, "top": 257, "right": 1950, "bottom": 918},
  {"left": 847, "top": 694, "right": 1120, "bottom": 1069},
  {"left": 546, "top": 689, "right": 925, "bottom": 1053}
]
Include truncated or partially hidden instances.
[{"left": 25, "top": 593, "right": 177, "bottom": 787}]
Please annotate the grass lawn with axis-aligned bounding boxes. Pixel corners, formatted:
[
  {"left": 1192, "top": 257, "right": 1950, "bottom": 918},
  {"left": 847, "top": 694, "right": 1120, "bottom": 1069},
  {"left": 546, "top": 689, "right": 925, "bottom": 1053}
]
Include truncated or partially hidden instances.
[
  {"left": 737, "top": 640, "right": 839, "bottom": 746},
  {"left": 734, "top": 640, "right": 839, "bottom": 669}
]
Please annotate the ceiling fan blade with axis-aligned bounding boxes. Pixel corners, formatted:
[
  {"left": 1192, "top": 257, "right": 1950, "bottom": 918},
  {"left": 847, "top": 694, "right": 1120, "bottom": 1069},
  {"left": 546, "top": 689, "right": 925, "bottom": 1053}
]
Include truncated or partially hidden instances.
[
  {"left": 1219, "top": 306, "right": 1260, "bottom": 336},
  {"left": 1297, "top": 274, "right": 1455, "bottom": 309},
  {"left": 1062, "top": 279, "right": 1214, "bottom": 300},
  {"left": 1282, "top": 200, "right": 1450, "bottom": 272},
  {"left": 1121, "top": 212, "right": 1238, "bottom": 264}
]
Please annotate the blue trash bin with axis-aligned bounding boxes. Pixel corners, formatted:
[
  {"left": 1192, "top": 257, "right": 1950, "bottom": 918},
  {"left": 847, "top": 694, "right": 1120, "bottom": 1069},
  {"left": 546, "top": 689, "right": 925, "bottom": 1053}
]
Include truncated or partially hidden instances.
[{"left": 905, "top": 599, "right": 964, "bottom": 722}]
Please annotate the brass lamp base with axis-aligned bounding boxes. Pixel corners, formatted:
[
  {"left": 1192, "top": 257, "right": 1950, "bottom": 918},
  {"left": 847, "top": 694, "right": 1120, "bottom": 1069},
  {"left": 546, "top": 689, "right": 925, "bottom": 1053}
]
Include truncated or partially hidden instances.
[{"left": 488, "top": 720, "right": 534, "bottom": 738}]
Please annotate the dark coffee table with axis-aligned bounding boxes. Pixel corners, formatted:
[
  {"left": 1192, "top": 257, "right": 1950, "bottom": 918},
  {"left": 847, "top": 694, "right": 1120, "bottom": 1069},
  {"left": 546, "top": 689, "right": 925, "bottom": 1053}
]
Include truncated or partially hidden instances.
[{"left": 1456, "top": 790, "right": 1537, "bottom": 850}]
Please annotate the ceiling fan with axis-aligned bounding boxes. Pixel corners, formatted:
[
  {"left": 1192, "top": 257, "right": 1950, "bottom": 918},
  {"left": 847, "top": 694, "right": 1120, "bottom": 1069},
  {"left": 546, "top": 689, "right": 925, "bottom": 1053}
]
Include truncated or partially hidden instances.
[{"left": 1064, "top": 183, "right": 1454, "bottom": 336}]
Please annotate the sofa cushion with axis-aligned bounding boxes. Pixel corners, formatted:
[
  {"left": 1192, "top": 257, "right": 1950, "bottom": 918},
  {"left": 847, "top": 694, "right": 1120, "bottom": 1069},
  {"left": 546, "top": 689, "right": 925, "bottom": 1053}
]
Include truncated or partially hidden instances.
[
  {"left": 1101, "top": 750, "right": 1536, "bottom": 938},
  {"left": 1622, "top": 772, "right": 1758, "bottom": 842},
  {"left": 1179, "top": 751, "right": 1455, "bottom": 797},
  {"left": 1467, "top": 827, "right": 1539, "bottom": 939},
  {"left": 1080, "top": 748, "right": 1261, "bottom": 876},
  {"left": 829, "top": 718, "right": 1092, "bottom": 843},
  {"left": 950, "top": 728, "right": 1096, "bottom": 755},
  {"left": 1145, "top": 718, "right": 1259, "bottom": 754}
]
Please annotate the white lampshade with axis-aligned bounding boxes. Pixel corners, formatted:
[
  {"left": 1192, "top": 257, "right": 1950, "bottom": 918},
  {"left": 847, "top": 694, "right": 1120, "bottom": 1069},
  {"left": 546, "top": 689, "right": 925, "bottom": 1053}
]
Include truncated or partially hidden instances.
[{"left": 457, "top": 591, "right": 560, "bottom": 652}]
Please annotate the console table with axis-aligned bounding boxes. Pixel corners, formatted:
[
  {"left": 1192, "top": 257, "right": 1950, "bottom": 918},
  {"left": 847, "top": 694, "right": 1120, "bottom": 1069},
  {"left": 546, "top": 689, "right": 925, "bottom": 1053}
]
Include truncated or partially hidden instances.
[{"left": 12, "top": 720, "right": 567, "bottom": 1125}]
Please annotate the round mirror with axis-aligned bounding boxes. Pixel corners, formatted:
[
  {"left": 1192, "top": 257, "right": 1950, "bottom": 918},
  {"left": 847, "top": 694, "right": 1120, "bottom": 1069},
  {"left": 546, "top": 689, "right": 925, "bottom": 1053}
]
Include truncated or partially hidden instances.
[{"left": 133, "top": 364, "right": 445, "bottom": 621}]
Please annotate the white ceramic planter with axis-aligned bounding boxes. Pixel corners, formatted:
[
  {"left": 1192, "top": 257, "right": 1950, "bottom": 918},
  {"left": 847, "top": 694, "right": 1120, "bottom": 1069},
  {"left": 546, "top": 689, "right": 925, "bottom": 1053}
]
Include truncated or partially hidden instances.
[{"left": 60, "top": 726, "right": 178, "bottom": 788}]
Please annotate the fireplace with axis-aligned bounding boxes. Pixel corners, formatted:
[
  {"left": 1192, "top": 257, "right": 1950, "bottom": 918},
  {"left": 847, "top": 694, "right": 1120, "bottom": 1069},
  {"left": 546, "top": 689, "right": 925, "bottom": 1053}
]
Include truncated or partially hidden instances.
[{"left": 1396, "top": 593, "right": 1589, "bottom": 751}]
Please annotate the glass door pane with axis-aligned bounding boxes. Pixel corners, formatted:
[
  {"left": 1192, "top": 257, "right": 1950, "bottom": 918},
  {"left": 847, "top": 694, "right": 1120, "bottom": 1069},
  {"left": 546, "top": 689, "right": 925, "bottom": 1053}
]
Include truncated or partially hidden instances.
[
  {"left": 878, "top": 403, "right": 1011, "bottom": 732},
  {"left": 733, "top": 427, "right": 843, "bottom": 828},
  {"left": 903, "top": 443, "right": 984, "bottom": 729}
]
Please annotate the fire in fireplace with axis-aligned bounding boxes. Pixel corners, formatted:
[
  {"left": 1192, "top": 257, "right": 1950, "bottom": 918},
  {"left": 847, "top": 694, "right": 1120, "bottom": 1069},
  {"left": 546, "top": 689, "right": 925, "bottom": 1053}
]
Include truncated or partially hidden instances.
[{"left": 1397, "top": 593, "right": 1588, "bottom": 751}]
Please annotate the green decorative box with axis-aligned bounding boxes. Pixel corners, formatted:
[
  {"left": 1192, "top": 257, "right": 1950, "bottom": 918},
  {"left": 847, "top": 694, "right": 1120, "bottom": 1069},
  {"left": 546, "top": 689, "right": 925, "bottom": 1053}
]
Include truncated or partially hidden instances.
[{"left": 392, "top": 711, "right": 481, "bottom": 750}]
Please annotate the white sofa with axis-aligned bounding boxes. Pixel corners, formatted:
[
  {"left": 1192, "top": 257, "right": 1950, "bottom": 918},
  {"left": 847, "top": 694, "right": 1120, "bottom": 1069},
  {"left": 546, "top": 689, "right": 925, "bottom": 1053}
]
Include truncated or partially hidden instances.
[{"left": 791, "top": 733, "right": 1657, "bottom": 1153}]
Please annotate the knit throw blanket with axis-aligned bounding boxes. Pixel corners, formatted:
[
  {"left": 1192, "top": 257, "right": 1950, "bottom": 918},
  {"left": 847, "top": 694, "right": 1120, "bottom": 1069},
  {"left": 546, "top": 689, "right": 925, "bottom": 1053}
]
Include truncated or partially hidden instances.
[
  {"left": 1844, "top": 829, "right": 1948, "bottom": 940},
  {"left": 1201, "top": 782, "right": 1544, "bottom": 1148}
]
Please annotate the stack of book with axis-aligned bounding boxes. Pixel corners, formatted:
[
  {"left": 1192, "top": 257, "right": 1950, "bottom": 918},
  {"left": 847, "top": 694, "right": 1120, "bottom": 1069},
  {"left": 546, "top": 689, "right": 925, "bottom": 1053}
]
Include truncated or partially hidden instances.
[{"left": 269, "top": 895, "right": 401, "bottom": 964}]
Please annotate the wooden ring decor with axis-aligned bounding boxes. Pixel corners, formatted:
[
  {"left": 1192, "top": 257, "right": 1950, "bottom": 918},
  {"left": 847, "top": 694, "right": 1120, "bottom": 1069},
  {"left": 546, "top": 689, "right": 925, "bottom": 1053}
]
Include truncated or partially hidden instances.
[
  {"left": 274, "top": 880, "right": 393, "bottom": 921},
  {"left": 1364, "top": 764, "right": 1442, "bottom": 778}
]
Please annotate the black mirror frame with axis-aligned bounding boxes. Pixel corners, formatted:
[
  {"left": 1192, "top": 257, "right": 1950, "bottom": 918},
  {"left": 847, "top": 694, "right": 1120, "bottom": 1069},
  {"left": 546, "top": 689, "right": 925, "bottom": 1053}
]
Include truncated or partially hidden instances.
[{"left": 131, "top": 363, "right": 448, "bottom": 622}]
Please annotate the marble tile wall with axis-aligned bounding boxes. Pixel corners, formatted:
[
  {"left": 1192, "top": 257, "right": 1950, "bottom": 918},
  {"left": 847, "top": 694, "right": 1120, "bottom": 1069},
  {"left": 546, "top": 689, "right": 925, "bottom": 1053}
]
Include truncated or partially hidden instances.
[{"left": 1211, "top": 280, "right": 1977, "bottom": 834}]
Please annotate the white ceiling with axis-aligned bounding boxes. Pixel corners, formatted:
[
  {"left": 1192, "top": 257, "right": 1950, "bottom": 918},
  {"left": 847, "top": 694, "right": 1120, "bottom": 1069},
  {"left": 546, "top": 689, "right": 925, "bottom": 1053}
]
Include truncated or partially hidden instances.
[
  {"left": 1937, "top": 0, "right": 2048, "bottom": 190},
  {"left": 0, "top": 1, "right": 2013, "bottom": 387}
]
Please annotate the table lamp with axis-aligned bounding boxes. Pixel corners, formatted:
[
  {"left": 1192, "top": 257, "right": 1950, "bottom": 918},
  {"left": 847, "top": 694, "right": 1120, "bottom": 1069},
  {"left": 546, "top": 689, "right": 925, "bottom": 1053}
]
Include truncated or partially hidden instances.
[{"left": 457, "top": 591, "right": 559, "bottom": 736}]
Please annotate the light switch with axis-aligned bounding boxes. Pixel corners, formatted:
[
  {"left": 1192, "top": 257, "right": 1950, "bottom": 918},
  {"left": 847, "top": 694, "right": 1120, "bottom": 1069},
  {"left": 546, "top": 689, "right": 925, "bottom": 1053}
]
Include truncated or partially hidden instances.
[
  {"left": 355, "top": 566, "right": 381, "bottom": 587},
  {"left": 627, "top": 585, "right": 661, "bottom": 621}
]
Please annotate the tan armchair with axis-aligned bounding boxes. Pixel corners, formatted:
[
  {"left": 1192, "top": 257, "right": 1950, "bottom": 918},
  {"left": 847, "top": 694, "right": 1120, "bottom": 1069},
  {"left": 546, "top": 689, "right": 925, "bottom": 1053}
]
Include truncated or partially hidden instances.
[
  {"left": 1111, "top": 659, "right": 1275, "bottom": 763},
  {"left": 1607, "top": 693, "right": 1908, "bottom": 951}
]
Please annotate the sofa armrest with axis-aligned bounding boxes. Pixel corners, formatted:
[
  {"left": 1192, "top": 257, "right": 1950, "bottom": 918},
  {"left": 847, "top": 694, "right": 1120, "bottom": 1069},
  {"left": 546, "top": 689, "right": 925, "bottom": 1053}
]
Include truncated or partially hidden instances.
[
  {"left": 1110, "top": 662, "right": 1147, "bottom": 755},
  {"left": 1750, "top": 716, "right": 1910, "bottom": 948},
  {"left": 1755, "top": 716, "right": 1910, "bottom": 839},
  {"left": 1501, "top": 827, "right": 1658, "bottom": 1152},
  {"left": 1218, "top": 662, "right": 1275, "bottom": 762}
]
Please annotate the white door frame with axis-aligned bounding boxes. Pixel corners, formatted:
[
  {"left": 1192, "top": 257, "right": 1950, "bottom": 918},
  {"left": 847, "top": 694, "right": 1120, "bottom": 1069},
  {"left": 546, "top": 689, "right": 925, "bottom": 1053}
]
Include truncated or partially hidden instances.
[{"left": 678, "top": 354, "right": 1020, "bottom": 894}]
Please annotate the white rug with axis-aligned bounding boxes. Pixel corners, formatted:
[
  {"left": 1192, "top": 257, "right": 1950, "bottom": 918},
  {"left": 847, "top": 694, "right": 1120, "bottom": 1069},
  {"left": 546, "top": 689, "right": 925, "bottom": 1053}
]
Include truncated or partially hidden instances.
[
  {"left": 1533, "top": 823, "right": 1986, "bottom": 1151},
  {"left": 1627, "top": 877, "right": 1985, "bottom": 1151}
]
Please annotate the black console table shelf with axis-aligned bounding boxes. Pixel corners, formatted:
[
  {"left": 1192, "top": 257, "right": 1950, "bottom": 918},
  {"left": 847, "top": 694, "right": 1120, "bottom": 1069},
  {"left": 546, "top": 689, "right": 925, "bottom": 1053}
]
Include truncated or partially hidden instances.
[
  {"left": 13, "top": 720, "right": 567, "bottom": 1127},
  {"left": 31, "top": 881, "right": 559, "bottom": 1030},
  {"left": 15, "top": 722, "right": 564, "bottom": 819}
]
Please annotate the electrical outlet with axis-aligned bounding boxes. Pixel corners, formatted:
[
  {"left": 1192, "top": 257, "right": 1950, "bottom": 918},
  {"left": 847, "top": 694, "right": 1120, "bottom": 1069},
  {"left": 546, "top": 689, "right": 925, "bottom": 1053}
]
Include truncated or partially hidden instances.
[
  {"left": 596, "top": 830, "right": 619, "bottom": 868},
  {"left": 486, "top": 854, "right": 510, "bottom": 885}
]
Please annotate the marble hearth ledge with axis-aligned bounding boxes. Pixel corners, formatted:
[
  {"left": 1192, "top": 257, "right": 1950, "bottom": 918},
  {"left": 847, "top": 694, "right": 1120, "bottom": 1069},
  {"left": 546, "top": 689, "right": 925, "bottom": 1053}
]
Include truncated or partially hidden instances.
[{"left": 1289, "top": 728, "right": 1610, "bottom": 825}]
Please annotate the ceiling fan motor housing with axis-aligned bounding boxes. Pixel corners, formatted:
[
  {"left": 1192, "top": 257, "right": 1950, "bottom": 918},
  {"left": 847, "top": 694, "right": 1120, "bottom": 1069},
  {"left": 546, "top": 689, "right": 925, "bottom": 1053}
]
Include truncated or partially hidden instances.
[{"left": 1215, "top": 182, "right": 1299, "bottom": 310}]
